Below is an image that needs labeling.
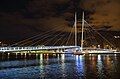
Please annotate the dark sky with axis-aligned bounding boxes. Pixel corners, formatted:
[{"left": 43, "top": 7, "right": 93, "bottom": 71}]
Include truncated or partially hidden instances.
[{"left": 0, "top": 0, "right": 120, "bottom": 40}]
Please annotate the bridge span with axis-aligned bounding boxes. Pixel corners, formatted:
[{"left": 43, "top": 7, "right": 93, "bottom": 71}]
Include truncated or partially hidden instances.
[{"left": 0, "top": 46, "right": 80, "bottom": 52}]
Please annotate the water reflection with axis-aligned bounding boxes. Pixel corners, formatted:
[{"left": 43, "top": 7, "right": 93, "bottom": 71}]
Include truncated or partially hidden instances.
[
  {"left": 75, "top": 55, "right": 85, "bottom": 77},
  {"left": 61, "top": 54, "right": 65, "bottom": 78},
  {"left": 106, "top": 55, "right": 111, "bottom": 66},
  {"left": 0, "top": 53, "right": 120, "bottom": 79},
  {"left": 39, "top": 54, "right": 43, "bottom": 68},
  {"left": 57, "top": 54, "right": 60, "bottom": 60},
  {"left": 97, "top": 55, "right": 104, "bottom": 79},
  {"left": 15, "top": 53, "right": 17, "bottom": 59},
  {"left": 39, "top": 54, "right": 44, "bottom": 78},
  {"left": 114, "top": 54, "right": 117, "bottom": 60},
  {"left": 61, "top": 54, "right": 65, "bottom": 62},
  {"left": 7, "top": 53, "right": 10, "bottom": 59}
]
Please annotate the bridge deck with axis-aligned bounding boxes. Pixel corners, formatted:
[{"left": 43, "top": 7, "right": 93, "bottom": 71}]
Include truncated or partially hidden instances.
[{"left": 0, "top": 46, "right": 80, "bottom": 52}]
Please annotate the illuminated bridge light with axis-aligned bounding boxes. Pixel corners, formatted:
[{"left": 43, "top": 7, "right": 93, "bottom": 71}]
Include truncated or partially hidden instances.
[{"left": 114, "top": 36, "right": 120, "bottom": 38}]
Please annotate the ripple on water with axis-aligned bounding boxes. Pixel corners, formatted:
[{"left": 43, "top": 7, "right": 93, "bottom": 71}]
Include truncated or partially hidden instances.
[{"left": 0, "top": 54, "right": 120, "bottom": 79}]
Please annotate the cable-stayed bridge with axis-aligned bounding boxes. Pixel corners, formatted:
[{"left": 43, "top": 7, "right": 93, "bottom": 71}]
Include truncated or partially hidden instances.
[{"left": 0, "top": 12, "right": 117, "bottom": 53}]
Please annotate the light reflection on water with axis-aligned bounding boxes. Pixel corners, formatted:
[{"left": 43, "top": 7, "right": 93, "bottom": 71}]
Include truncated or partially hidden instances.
[
  {"left": 0, "top": 53, "right": 120, "bottom": 79},
  {"left": 75, "top": 55, "right": 85, "bottom": 78},
  {"left": 97, "top": 55, "right": 104, "bottom": 79}
]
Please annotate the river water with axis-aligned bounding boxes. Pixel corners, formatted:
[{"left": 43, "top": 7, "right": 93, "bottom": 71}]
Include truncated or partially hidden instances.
[{"left": 0, "top": 53, "right": 120, "bottom": 79}]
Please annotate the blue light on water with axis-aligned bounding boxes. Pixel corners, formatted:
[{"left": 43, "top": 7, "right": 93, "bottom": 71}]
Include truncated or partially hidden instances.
[
  {"left": 75, "top": 55, "right": 85, "bottom": 76},
  {"left": 0, "top": 54, "right": 120, "bottom": 79}
]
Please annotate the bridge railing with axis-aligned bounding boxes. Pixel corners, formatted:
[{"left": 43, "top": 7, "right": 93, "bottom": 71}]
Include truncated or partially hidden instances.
[{"left": 0, "top": 46, "right": 80, "bottom": 52}]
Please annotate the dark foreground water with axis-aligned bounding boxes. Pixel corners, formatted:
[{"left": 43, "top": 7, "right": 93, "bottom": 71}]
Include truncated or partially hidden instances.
[{"left": 0, "top": 53, "right": 120, "bottom": 79}]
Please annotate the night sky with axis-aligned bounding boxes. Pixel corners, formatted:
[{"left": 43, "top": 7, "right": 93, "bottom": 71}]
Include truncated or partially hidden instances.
[{"left": 0, "top": 0, "right": 120, "bottom": 40}]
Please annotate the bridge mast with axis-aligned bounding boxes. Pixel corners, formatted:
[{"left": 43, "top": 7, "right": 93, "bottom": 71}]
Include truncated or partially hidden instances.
[
  {"left": 81, "top": 12, "right": 84, "bottom": 51},
  {"left": 74, "top": 12, "right": 77, "bottom": 46}
]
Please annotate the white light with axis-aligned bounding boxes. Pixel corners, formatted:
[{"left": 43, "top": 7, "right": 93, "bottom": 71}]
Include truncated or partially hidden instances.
[
  {"left": 40, "top": 54, "right": 43, "bottom": 60},
  {"left": 98, "top": 55, "right": 101, "bottom": 61},
  {"left": 61, "top": 54, "right": 65, "bottom": 60},
  {"left": 114, "top": 36, "right": 120, "bottom": 38}
]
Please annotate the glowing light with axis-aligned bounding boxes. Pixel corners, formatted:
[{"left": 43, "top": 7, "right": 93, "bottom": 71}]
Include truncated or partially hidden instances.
[
  {"left": 97, "top": 55, "right": 103, "bottom": 76},
  {"left": 61, "top": 54, "right": 65, "bottom": 61},
  {"left": 15, "top": 53, "right": 18, "bottom": 58},
  {"left": 24, "top": 53, "right": 26, "bottom": 58},
  {"left": 98, "top": 55, "right": 101, "bottom": 61},
  {"left": 46, "top": 54, "right": 49, "bottom": 61},
  {"left": 57, "top": 54, "right": 60, "bottom": 60},
  {"left": 61, "top": 54, "right": 65, "bottom": 78},
  {"left": 89, "top": 54, "right": 92, "bottom": 60},
  {"left": 98, "top": 45, "right": 100, "bottom": 48},
  {"left": 35, "top": 53, "right": 38, "bottom": 56},
  {"left": 114, "top": 36, "right": 120, "bottom": 38},
  {"left": 40, "top": 54, "right": 43, "bottom": 61},
  {"left": 39, "top": 54, "right": 44, "bottom": 73},
  {"left": 114, "top": 54, "right": 117, "bottom": 60},
  {"left": 75, "top": 55, "right": 85, "bottom": 75},
  {"left": 8, "top": 53, "right": 10, "bottom": 55},
  {"left": 8, "top": 53, "right": 10, "bottom": 59}
]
